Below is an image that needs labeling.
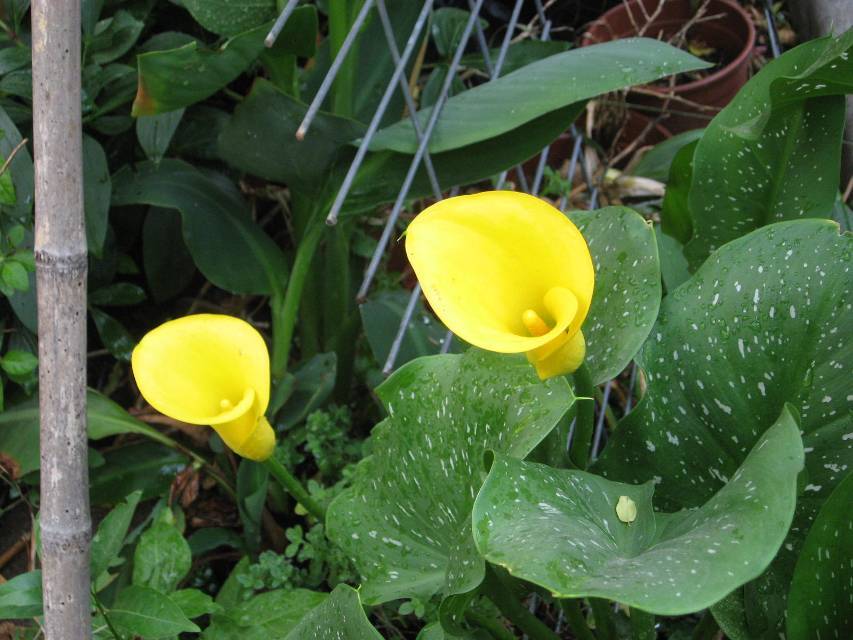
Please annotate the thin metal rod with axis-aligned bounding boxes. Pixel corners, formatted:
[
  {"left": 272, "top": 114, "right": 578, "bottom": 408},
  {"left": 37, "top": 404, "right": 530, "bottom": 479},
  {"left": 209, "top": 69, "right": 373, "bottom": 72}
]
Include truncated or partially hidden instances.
[
  {"left": 558, "top": 134, "right": 584, "bottom": 211},
  {"left": 591, "top": 380, "right": 612, "bottom": 460},
  {"left": 764, "top": 0, "right": 781, "bottom": 58},
  {"left": 625, "top": 362, "right": 639, "bottom": 413},
  {"left": 32, "top": 1, "right": 91, "bottom": 638},
  {"left": 493, "top": 0, "right": 525, "bottom": 77},
  {"left": 265, "top": 0, "right": 300, "bottom": 48},
  {"left": 531, "top": 145, "right": 551, "bottom": 196},
  {"left": 469, "top": 0, "right": 493, "bottom": 77},
  {"left": 325, "top": 0, "right": 438, "bottom": 225},
  {"left": 383, "top": 283, "right": 422, "bottom": 374},
  {"left": 358, "top": 0, "right": 485, "bottom": 300},
  {"left": 440, "top": 329, "right": 454, "bottom": 354},
  {"left": 296, "top": 0, "right": 376, "bottom": 140}
]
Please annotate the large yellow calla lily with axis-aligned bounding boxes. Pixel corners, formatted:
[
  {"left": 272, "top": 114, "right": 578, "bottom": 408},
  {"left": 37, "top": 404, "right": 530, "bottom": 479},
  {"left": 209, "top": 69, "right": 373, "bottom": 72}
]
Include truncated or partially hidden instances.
[
  {"left": 131, "top": 314, "right": 275, "bottom": 461},
  {"left": 405, "top": 191, "right": 594, "bottom": 380}
]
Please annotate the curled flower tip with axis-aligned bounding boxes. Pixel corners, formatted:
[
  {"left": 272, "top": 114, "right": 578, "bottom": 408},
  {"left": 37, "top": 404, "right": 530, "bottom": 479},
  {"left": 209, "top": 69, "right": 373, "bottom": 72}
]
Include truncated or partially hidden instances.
[
  {"left": 405, "top": 190, "right": 594, "bottom": 380},
  {"left": 131, "top": 313, "right": 276, "bottom": 461}
]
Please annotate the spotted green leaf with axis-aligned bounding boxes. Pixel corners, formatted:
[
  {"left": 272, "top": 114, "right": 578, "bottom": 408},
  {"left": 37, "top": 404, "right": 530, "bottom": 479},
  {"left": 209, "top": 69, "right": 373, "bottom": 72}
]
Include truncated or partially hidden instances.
[
  {"left": 684, "top": 30, "right": 853, "bottom": 268},
  {"left": 570, "top": 207, "right": 661, "bottom": 385},
  {"left": 786, "top": 472, "right": 853, "bottom": 639},
  {"left": 181, "top": 0, "right": 276, "bottom": 37},
  {"left": 286, "top": 585, "right": 382, "bottom": 640},
  {"left": 133, "top": 507, "right": 192, "bottom": 594},
  {"left": 327, "top": 349, "right": 574, "bottom": 605},
  {"left": 595, "top": 219, "right": 851, "bottom": 634},
  {"left": 473, "top": 407, "right": 803, "bottom": 615}
]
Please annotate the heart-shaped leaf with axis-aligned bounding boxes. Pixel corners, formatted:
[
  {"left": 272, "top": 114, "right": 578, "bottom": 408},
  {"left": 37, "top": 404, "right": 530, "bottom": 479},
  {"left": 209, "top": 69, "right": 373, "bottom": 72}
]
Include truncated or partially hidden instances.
[
  {"left": 595, "top": 219, "right": 851, "bottom": 634},
  {"left": 786, "top": 472, "right": 853, "bottom": 639},
  {"left": 327, "top": 349, "right": 574, "bottom": 605},
  {"left": 684, "top": 31, "right": 853, "bottom": 267},
  {"left": 570, "top": 207, "right": 661, "bottom": 385},
  {"left": 473, "top": 407, "right": 803, "bottom": 615}
]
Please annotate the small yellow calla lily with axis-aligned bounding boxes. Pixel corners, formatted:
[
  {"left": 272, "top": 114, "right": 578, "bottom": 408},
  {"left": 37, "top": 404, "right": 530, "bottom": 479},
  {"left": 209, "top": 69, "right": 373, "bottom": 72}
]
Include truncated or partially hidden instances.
[
  {"left": 405, "top": 191, "right": 594, "bottom": 380},
  {"left": 131, "top": 314, "right": 275, "bottom": 461}
]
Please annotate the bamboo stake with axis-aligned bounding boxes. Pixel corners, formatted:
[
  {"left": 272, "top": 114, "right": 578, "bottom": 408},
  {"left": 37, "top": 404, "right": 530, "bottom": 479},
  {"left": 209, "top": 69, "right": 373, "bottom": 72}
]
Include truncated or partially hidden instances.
[{"left": 31, "top": 2, "right": 90, "bottom": 639}]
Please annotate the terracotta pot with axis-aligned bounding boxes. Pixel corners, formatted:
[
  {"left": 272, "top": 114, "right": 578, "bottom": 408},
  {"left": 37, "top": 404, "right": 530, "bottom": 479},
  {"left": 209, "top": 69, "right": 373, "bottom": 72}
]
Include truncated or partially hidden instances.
[{"left": 582, "top": 0, "right": 755, "bottom": 132}]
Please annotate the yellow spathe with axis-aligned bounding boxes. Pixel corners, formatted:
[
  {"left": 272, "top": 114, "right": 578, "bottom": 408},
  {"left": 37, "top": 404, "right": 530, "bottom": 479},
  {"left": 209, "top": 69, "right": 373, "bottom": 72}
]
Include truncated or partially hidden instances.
[
  {"left": 131, "top": 314, "right": 275, "bottom": 461},
  {"left": 405, "top": 191, "right": 594, "bottom": 379}
]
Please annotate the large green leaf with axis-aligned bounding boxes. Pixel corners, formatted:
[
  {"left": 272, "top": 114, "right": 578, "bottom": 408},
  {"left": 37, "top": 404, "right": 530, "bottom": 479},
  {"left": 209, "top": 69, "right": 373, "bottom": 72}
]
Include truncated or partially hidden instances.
[
  {"left": 786, "top": 472, "right": 853, "bottom": 639},
  {"left": 367, "top": 38, "right": 708, "bottom": 154},
  {"left": 181, "top": 0, "right": 276, "bottom": 37},
  {"left": 596, "top": 220, "right": 851, "bottom": 509},
  {"left": 218, "top": 78, "right": 365, "bottom": 195},
  {"left": 112, "top": 159, "right": 288, "bottom": 296},
  {"left": 133, "top": 26, "right": 266, "bottom": 116},
  {"left": 343, "top": 104, "right": 582, "bottom": 216},
  {"left": 286, "top": 585, "right": 382, "bottom": 640},
  {"left": 327, "top": 349, "right": 574, "bottom": 605},
  {"left": 133, "top": 508, "right": 192, "bottom": 594},
  {"left": 595, "top": 220, "right": 851, "bottom": 634},
  {"left": 0, "top": 104, "right": 33, "bottom": 223},
  {"left": 204, "top": 585, "right": 380, "bottom": 640},
  {"left": 473, "top": 407, "right": 803, "bottom": 615},
  {"left": 360, "top": 289, "right": 457, "bottom": 369},
  {"left": 91, "top": 490, "right": 142, "bottom": 582},
  {"left": 206, "top": 589, "right": 327, "bottom": 639},
  {"left": 89, "top": 442, "right": 186, "bottom": 506},
  {"left": 111, "top": 585, "right": 200, "bottom": 639},
  {"left": 82, "top": 135, "right": 111, "bottom": 256},
  {"left": 142, "top": 206, "right": 197, "bottom": 302},
  {"left": 0, "top": 571, "right": 42, "bottom": 619},
  {"left": 0, "top": 389, "right": 172, "bottom": 477},
  {"left": 683, "top": 31, "right": 853, "bottom": 267},
  {"left": 569, "top": 207, "right": 661, "bottom": 385}
]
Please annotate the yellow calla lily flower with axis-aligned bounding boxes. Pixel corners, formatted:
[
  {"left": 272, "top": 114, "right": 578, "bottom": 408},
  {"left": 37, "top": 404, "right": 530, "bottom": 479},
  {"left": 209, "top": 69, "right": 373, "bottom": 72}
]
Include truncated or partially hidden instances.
[
  {"left": 405, "top": 191, "right": 594, "bottom": 380},
  {"left": 131, "top": 314, "right": 275, "bottom": 461}
]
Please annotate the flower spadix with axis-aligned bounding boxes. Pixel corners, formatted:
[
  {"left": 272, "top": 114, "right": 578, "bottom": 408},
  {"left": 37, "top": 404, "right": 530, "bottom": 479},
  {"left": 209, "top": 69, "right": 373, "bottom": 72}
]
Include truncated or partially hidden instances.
[
  {"left": 405, "top": 191, "right": 594, "bottom": 380},
  {"left": 131, "top": 314, "right": 275, "bottom": 461}
]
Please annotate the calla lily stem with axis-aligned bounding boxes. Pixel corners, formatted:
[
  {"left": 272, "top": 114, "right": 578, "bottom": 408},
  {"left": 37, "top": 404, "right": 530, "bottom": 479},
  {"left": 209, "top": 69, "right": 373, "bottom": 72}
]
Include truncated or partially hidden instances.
[
  {"left": 559, "top": 599, "right": 597, "bottom": 640},
  {"left": 569, "top": 363, "right": 595, "bottom": 469},
  {"left": 263, "top": 455, "right": 326, "bottom": 522},
  {"left": 629, "top": 608, "right": 655, "bottom": 640},
  {"left": 482, "top": 567, "right": 560, "bottom": 640},
  {"left": 271, "top": 223, "right": 324, "bottom": 379}
]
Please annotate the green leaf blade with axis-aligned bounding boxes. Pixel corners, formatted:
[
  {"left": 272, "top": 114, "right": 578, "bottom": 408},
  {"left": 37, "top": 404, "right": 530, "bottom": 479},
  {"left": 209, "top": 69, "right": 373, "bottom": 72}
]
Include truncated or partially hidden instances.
[{"left": 473, "top": 407, "right": 804, "bottom": 615}]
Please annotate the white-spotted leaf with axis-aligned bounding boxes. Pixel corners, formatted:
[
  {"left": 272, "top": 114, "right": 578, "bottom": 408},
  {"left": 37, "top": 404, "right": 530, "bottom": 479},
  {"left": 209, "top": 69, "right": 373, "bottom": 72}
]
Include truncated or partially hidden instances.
[
  {"left": 473, "top": 408, "right": 803, "bottom": 615},
  {"left": 326, "top": 349, "right": 574, "bottom": 605},
  {"left": 570, "top": 207, "right": 661, "bottom": 385}
]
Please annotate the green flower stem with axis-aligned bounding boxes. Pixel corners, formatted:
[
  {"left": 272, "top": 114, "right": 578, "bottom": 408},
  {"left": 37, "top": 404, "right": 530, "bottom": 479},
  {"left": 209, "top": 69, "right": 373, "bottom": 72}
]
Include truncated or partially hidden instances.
[
  {"left": 629, "top": 608, "right": 655, "bottom": 640},
  {"left": 559, "top": 599, "right": 597, "bottom": 640},
  {"left": 263, "top": 454, "right": 326, "bottom": 522},
  {"left": 690, "top": 611, "right": 720, "bottom": 640},
  {"left": 482, "top": 567, "right": 560, "bottom": 640},
  {"left": 271, "top": 222, "right": 324, "bottom": 379},
  {"left": 569, "top": 363, "right": 595, "bottom": 469},
  {"left": 589, "top": 599, "right": 617, "bottom": 640},
  {"left": 464, "top": 609, "right": 516, "bottom": 640}
]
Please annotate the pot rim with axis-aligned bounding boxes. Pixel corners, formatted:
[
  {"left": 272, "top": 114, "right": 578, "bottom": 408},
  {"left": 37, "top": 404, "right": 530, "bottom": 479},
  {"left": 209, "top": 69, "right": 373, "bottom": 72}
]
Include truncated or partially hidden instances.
[{"left": 581, "top": 0, "right": 756, "bottom": 93}]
